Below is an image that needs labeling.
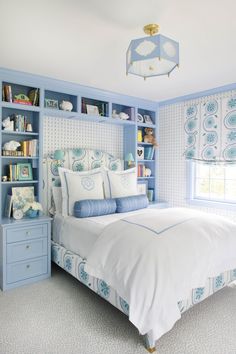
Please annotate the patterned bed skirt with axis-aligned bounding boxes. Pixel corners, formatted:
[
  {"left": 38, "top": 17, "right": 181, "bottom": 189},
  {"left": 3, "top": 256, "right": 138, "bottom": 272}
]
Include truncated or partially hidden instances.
[{"left": 51, "top": 241, "right": 236, "bottom": 349}]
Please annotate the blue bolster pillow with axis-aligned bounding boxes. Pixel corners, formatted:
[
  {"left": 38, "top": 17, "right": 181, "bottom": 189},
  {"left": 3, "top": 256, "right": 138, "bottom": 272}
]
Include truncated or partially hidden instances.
[
  {"left": 74, "top": 198, "right": 117, "bottom": 218},
  {"left": 116, "top": 194, "right": 149, "bottom": 213}
]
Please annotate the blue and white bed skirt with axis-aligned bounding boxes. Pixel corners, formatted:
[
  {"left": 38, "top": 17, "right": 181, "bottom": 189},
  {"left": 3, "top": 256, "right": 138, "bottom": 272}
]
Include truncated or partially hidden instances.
[{"left": 51, "top": 241, "right": 236, "bottom": 349}]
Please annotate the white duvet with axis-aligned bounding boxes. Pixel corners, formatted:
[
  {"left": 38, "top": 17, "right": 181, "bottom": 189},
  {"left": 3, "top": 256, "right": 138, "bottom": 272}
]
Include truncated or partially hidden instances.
[{"left": 84, "top": 208, "right": 236, "bottom": 342}]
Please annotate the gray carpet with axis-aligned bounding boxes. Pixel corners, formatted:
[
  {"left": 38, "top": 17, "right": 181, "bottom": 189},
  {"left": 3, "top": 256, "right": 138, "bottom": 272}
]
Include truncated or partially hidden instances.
[{"left": 0, "top": 264, "right": 236, "bottom": 354}]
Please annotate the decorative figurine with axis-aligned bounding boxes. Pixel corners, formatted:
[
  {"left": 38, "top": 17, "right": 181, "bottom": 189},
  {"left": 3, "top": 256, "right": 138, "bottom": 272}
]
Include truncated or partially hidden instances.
[
  {"left": 2, "top": 117, "right": 14, "bottom": 131},
  {"left": 59, "top": 100, "right": 73, "bottom": 111},
  {"left": 3, "top": 141, "right": 21, "bottom": 151},
  {"left": 119, "top": 112, "right": 129, "bottom": 120},
  {"left": 143, "top": 128, "right": 158, "bottom": 147},
  {"left": 26, "top": 123, "right": 33, "bottom": 132},
  {"left": 144, "top": 168, "right": 152, "bottom": 177}
]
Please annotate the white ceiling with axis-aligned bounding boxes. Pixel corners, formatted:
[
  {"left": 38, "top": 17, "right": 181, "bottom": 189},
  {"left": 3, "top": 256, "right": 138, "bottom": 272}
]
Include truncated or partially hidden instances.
[{"left": 0, "top": 0, "right": 236, "bottom": 102}]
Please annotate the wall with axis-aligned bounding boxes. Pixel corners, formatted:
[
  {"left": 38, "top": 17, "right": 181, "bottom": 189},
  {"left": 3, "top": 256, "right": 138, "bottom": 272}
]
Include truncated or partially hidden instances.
[
  {"left": 43, "top": 116, "right": 123, "bottom": 158},
  {"left": 158, "top": 89, "right": 236, "bottom": 221}
]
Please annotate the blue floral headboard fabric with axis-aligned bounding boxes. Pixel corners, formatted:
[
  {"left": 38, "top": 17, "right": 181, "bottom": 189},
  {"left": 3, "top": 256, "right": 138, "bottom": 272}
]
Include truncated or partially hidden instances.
[{"left": 42, "top": 148, "right": 123, "bottom": 214}]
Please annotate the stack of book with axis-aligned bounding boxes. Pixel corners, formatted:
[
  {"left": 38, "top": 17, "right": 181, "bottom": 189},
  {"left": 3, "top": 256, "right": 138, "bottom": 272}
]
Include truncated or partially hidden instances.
[
  {"left": 138, "top": 164, "right": 145, "bottom": 177},
  {"left": 144, "top": 147, "right": 154, "bottom": 160},
  {"left": 8, "top": 164, "right": 19, "bottom": 181},
  {"left": 20, "top": 139, "right": 38, "bottom": 157},
  {"left": 14, "top": 114, "right": 28, "bottom": 132}
]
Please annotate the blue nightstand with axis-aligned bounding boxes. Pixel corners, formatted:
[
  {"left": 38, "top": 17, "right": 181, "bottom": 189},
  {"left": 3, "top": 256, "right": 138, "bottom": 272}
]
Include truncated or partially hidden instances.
[{"left": 0, "top": 216, "right": 51, "bottom": 291}]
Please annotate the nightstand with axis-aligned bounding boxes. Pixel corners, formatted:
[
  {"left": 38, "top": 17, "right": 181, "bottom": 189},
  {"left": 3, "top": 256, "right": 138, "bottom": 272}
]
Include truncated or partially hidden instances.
[
  {"left": 0, "top": 216, "right": 51, "bottom": 291},
  {"left": 148, "top": 201, "right": 169, "bottom": 209}
]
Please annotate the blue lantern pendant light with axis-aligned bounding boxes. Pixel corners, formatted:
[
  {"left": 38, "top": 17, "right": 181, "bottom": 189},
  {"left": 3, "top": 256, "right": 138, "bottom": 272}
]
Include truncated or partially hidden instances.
[{"left": 126, "top": 24, "right": 179, "bottom": 79}]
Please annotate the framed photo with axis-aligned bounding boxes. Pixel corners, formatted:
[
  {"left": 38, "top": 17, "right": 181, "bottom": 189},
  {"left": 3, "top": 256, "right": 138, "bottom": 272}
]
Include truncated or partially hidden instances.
[
  {"left": 137, "top": 183, "right": 147, "bottom": 195},
  {"left": 86, "top": 104, "right": 99, "bottom": 116},
  {"left": 143, "top": 115, "right": 153, "bottom": 124},
  {"left": 11, "top": 186, "right": 35, "bottom": 214},
  {"left": 17, "top": 163, "right": 33, "bottom": 181},
  {"left": 45, "top": 98, "right": 58, "bottom": 109},
  {"left": 137, "top": 147, "right": 144, "bottom": 160}
]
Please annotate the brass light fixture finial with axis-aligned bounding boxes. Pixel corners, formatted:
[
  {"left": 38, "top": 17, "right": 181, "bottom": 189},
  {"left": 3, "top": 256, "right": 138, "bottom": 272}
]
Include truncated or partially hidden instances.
[{"left": 143, "top": 24, "right": 159, "bottom": 36}]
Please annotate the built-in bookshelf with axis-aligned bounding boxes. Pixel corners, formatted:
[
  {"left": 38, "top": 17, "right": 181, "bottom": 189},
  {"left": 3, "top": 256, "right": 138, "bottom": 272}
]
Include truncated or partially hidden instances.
[
  {"left": 1, "top": 81, "right": 41, "bottom": 220},
  {"left": 0, "top": 68, "right": 159, "bottom": 222},
  {"left": 136, "top": 108, "right": 157, "bottom": 201}
]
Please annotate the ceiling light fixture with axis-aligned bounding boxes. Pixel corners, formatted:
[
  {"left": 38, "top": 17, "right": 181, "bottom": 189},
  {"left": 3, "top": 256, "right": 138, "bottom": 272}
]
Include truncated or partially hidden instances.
[{"left": 126, "top": 24, "right": 179, "bottom": 80}]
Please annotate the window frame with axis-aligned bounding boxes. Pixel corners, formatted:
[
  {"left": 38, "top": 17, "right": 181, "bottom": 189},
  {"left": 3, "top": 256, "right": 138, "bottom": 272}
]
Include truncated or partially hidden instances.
[{"left": 186, "top": 160, "right": 236, "bottom": 210}]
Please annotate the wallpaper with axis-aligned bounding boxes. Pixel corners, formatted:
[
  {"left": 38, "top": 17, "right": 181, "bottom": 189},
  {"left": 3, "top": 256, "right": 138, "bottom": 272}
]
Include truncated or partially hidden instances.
[
  {"left": 158, "top": 89, "right": 236, "bottom": 221},
  {"left": 43, "top": 116, "right": 123, "bottom": 158}
]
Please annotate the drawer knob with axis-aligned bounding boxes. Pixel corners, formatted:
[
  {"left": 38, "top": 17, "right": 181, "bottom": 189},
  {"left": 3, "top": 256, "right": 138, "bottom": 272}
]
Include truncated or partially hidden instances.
[
  {"left": 26, "top": 264, "right": 30, "bottom": 269},
  {"left": 26, "top": 245, "right": 30, "bottom": 249},
  {"left": 26, "top": 231, "right": 31, "bottom": 236}
]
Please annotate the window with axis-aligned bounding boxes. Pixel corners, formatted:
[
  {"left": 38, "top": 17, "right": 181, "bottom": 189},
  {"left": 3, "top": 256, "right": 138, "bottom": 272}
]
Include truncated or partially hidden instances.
[{"left": 189, "top": 161, "right": 236, "bottom": 205}]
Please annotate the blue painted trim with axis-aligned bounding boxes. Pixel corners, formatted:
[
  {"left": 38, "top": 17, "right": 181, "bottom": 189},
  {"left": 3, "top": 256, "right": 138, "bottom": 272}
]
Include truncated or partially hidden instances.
[
  {"left": 0, "top": 67, "right": 158, "bottom": 109},
  {"left": 159, "top": 83, "right": 236, "bottom": 107}
]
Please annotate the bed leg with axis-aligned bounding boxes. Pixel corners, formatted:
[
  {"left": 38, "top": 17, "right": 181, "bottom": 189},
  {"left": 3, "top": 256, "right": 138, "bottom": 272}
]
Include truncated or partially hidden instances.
[{"left": 144, "top": 333, "right": 156, "bottom": 353}]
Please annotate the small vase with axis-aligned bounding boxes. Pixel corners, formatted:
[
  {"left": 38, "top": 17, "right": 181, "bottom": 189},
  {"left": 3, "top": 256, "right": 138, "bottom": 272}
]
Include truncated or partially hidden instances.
[{"left": 27, "top": 209, "right": 38, "bottom": 218}]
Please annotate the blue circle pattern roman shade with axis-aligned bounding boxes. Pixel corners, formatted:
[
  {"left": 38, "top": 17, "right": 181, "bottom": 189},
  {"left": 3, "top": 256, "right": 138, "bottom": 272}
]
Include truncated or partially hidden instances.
[{"left": 184, "top": 96, "right": 236, "bottom": 163}]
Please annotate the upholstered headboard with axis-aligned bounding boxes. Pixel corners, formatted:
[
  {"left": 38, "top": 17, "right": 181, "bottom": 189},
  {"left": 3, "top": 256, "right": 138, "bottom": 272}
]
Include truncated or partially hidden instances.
[{"left": 42, "top": 148, "right": 123, "bottom": 214}]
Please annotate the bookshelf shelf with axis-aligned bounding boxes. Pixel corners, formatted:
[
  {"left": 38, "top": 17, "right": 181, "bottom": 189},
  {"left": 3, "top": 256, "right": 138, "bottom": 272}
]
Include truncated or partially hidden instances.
[
  {"left": 1, "top": 156, "right": 39, "bottom": 159},
  {"left": 137, "top": 142, "right": 153, "bottom": 146},
  {"left": 2, "top": 102, "right": 40, "bottom": 112},
  {"left": 1, "top": 180, "right": 39, "bottom": 185},
  {"left": 137, "top": 122, "right": 156, "bottom": 128},
  {"left": 137, "top": 159, "right": 155, "bottom": 162},
  {"left": 1, "top": 130, "right": 39, "bottom": 136},
  {"left": 137, "top": 176, "right": 155, "bottom": 179}
]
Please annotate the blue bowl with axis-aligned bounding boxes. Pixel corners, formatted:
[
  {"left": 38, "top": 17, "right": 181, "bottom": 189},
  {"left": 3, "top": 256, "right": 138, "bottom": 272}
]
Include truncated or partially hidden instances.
[{"left": 27, "top": 209, "right": 38, "bottom": 218}]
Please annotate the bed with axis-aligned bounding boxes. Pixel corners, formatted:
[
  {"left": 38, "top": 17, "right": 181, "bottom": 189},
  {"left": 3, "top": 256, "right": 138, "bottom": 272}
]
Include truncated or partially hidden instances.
[{"left": 43, "top": 148, "right": 236, "bottom": 352}]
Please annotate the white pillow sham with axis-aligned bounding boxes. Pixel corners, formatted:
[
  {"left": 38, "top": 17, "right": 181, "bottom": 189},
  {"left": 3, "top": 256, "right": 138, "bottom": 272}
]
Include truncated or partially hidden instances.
[
  {"left": 52, "top": 186, "right": 62, "bottom": 214},
  {"left": 58, "top": 167, "right": 104, "bottom": 216},
  {"left": 106, "top": 167, "right": 138, "bottom": 198}
]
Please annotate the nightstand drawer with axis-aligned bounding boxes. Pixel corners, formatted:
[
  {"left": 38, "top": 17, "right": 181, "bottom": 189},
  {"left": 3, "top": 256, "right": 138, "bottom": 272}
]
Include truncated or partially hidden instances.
[
  {"left": 7, "top": 238, "right": 48, "bottom": 263},
  {"left": 6, "top": 224, "right": 48, "bottom": 243},
  {"left": 7, "top": 256, "right": 48, "bottom": 284}
]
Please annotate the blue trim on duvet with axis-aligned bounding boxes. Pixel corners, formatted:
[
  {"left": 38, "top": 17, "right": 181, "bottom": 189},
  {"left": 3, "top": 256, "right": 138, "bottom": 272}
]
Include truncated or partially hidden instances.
[{"left": 122, "top": 218, "right": 193, "bottom": 235}]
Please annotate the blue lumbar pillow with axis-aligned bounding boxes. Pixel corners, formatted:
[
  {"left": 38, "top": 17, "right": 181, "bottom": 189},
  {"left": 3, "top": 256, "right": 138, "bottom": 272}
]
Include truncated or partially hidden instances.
[
  {"left": 74, "top": 198, "right": 117, "bottom": 218},
  {"left": 116, "top": 194, "right": 149, "bottom": 213}
]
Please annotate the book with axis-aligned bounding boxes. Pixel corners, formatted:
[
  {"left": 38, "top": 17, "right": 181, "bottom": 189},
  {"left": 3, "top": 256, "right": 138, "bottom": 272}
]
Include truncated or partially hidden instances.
[
  {"left": 20, "top": 139, "right": 38, "bottom": 157},
  {"left": 28, "top": 88, "right": 39, "bottom": 106},
  {"left": 144, "top": 147, "right": 154, "bottom": 160},
  {"left": 3, "top": 85, "right": 12, "bottom": 102}
]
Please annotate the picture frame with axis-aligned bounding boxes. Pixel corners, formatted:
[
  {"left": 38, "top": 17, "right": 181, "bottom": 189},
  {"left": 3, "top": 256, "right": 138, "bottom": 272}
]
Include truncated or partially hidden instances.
[
  {"left": 11, "top": 186, "right": 35, "bottom": 214},
  {"left": 86, "top": 104, "right": 99, "bottom": 116},
  {"left": 137, "top": 147, "right": 144, "bottom": 160},
  {"left": 44, "top": 98, "right": 59, "bottom": 110},
  {"left": 17, "top": 163, "right": 33, "bottom": 181},
  {"left": 143, "top": 115, "right": 153, "bottom": 125}
]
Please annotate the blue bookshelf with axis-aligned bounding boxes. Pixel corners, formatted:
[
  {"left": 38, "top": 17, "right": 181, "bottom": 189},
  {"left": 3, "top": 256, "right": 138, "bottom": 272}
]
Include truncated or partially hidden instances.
[{"left": 0, "top": 67, "right": 159, "bottom": 223}]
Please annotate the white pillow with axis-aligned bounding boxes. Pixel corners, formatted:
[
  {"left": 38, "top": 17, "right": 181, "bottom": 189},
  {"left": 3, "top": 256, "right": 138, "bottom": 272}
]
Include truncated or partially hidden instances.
[
  {"left": 52, "top": 186, "right": 62, "bottom": 214},
  {"left": 107, "top": 167, "right": 138, "bottom": 198},
  {"left": 58, "top": 167, "right": 104, "bottom": 216}
]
